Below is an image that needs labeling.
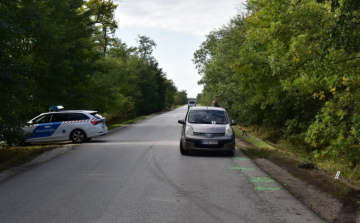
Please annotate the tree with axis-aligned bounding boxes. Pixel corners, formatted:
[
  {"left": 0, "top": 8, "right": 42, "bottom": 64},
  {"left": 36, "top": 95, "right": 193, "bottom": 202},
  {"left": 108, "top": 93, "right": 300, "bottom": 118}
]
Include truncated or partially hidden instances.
[
  {"left": 194, "top": 0, "right": 360, "bottom": 166},
  {"left": 175, "top": 90, "right": 188, "bottom": 105},
  {"left": 0, "top": 0, "right": 179, "bottom": 145},
  {"left": 164, "top": 80, "right": 177, "bottom": 109},
  {"left": 85, "top": 0, "right": 118, "bottom": 54}
]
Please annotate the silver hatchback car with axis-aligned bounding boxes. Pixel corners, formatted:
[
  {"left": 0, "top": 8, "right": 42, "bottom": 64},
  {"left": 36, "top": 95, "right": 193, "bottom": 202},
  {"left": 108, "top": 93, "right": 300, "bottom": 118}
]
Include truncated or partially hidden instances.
[{"left": 178, "top": 107, "right": 237, "bottom": 156}]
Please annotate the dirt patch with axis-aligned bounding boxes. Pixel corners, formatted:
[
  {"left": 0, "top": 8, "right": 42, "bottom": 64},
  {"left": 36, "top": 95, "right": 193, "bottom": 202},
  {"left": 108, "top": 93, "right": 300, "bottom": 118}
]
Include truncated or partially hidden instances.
[{"left": 236, "top": 138, "right": 360, "bottom": 223}]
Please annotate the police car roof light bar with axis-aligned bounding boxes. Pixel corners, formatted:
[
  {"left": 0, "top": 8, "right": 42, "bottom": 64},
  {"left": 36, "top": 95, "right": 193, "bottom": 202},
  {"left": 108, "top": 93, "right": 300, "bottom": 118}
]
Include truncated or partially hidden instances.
[{"left": 49, "top": 105, "right": 64, "bottom": 112}]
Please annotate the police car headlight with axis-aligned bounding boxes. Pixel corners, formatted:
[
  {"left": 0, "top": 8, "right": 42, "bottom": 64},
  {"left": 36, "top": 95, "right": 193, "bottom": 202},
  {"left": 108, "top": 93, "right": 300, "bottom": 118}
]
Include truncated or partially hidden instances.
[
  {"left": 185, "top": 125, "right": 194, "bottom": 136},
  {"left": 226, "top": 125, "right": 233, "bottom": 136}
]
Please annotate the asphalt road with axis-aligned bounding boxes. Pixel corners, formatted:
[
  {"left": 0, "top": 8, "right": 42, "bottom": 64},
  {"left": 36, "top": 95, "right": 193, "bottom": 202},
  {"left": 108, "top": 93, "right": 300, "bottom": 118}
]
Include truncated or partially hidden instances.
[{"left": 0, "top": 106, "right": 323, "bottom": 223}]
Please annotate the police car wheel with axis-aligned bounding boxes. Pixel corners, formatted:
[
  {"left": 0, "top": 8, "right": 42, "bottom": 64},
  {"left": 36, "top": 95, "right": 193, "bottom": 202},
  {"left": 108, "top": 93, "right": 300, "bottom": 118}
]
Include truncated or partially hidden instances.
[
  {"left": 18, "top": 138, "right": 28, "bottom": 147},
  {"left": 70, "top": 130, "right": 87, "bottom": 143}
]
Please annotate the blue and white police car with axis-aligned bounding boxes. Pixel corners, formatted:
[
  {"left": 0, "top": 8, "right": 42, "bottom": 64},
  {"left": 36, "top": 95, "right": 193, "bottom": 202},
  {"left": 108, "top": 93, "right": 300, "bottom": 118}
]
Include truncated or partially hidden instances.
[{"left": 23, "top": 106, "right": 108, "bottom": 143}]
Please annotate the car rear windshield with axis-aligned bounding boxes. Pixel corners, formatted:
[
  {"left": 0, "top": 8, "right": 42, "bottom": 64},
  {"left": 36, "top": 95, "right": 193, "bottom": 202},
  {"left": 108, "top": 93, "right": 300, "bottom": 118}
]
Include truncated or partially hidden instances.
[
  {"left": 188, "top": 110, "right": 228, "bottom": 124},
  {"left": 90, "top": 112, "right": 104, "bottom": 119},
  {"left": 189, "top": 101, "right": 195, "bottom": 104}
]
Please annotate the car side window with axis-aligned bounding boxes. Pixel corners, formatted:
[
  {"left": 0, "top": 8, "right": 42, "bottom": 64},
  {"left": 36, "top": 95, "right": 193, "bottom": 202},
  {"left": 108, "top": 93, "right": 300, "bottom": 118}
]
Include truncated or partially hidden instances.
[
  {"left": 51, "top": 113, "right": 69, "bottom": 122},
  {"left": 69, "top": 113, "right": 90, "bottom": 121},
  {"left": 33, "top": 114, "right": 52, "bottom": 124}
]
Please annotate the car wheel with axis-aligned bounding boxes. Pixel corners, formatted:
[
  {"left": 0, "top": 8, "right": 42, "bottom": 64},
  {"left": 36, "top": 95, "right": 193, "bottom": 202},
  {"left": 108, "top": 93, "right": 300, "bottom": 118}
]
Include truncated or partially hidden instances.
[
  {"left": 227, "top": 147, "right": 235, "bottom": 156},
  {"left": 18, "top": 138, "right": 28, "bottom": 147},
  {"left": 71, "top": 130, "right": 87, "bottom": 143},
  {"left": 180, "top": 139, "right": 189, "bottom": 155}
]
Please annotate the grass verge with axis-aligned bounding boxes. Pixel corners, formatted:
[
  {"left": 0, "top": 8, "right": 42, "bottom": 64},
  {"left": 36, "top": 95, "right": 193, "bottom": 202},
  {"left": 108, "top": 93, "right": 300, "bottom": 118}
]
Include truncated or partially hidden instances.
[
  {"left": 234, "top": 125, "right": 360, "bottom": 219},
  {"left": 234, "top": 126, "right": 360, "bottom": 187},
  {"left": 0, "top": 144, "right": 59, "bottom": 171},
  {"left": 107, "top": 115, "right": 152, "bottom": 130}
]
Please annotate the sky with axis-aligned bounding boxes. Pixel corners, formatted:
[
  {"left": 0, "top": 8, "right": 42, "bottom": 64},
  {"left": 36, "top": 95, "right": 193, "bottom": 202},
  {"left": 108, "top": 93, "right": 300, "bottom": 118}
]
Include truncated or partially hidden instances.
[{"left": 114, "top": 0, "right": 242, "bottom": 98}]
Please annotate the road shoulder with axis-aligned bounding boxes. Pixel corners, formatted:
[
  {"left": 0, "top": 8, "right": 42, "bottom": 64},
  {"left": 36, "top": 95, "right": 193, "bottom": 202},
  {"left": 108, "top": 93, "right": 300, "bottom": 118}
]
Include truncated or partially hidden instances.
[{"left": 236, "top": 138, "right": 360, "bottom": 223}]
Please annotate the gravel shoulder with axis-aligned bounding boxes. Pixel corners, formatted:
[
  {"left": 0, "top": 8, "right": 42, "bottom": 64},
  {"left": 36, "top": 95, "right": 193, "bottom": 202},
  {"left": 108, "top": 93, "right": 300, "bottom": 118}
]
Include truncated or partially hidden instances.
[{"left": 236, "top": 138, "right": 360, "bottom": 223}]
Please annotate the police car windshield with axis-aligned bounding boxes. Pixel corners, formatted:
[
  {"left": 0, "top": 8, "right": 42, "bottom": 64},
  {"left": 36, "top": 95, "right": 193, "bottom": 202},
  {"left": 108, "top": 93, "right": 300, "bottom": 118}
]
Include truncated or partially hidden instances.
[{"left": 32, "top": 114, "right": 52, "bottom": 124}]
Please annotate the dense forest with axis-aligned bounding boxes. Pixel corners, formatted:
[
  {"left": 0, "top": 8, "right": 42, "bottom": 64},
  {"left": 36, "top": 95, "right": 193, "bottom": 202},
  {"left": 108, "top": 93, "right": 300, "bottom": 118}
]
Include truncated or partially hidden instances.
[
  {"left": 194, "top": 0, "right": 360, "bottom": 166},
  {"left": 0, "top": 0, "right": 188, "bottom": 145}
]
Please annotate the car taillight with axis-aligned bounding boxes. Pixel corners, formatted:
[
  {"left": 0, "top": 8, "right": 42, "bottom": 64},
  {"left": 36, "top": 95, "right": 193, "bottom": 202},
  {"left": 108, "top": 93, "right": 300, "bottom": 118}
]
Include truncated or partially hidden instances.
[{"left": 91, "top": 120, "right": 102, "bottom": 125}]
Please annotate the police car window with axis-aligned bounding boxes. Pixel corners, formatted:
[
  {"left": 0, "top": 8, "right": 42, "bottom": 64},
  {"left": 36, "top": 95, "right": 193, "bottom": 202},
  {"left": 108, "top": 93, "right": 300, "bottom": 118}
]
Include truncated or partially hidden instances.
[
  {"left": 51, "top": 113, "right": 69, "bottom": 122},
  {"left": 69, "top": 113, "right": 90, "bottom": 121},
  {"left": 90, "top": 112, "right": 103, "bottom": 119},
  {"left": 33, "top": 114, "right": 52, "bottom": 124},
  {"left": 94, "top": 114, "right": 102, "bottom": 119}
]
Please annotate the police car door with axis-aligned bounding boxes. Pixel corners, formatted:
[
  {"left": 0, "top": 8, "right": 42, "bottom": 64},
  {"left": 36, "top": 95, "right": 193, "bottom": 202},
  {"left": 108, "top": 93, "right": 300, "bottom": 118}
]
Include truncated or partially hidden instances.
[
  {"left": 50, "top": 113, "right": 71, "bottom": 140},
  {"left": 25, "top": 114, "right": 53, "bottom": 142},
  {"left": 68, "top": 112, "right": 90, "bottom": 130}
]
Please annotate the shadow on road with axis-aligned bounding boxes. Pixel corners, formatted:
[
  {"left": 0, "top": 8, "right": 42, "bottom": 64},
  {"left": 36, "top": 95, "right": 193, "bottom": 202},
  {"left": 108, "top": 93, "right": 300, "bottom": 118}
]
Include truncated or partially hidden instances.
[{"left": 185, "top": 151, "right": 232, "bottom": 158}]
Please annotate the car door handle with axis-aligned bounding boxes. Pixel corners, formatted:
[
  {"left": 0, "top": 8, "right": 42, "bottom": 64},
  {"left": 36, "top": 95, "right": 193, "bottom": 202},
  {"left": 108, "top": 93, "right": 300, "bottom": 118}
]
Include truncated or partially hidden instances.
[{"left": 44, "top": 126, "right": 51, "bottom": 128}]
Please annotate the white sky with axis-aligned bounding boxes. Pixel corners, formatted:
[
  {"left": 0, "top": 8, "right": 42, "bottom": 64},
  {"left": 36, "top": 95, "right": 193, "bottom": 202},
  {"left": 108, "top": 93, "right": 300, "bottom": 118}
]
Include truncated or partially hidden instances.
[{"left": 114, "top": 0, "right": 241, "bottom": 98}]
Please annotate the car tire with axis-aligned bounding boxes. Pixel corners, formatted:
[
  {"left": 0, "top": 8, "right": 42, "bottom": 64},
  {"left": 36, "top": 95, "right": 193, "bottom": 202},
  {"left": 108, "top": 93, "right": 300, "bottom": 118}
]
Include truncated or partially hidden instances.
[
  {"left": 18, "top": 138, "right": 29, "bottom": 147},
  {"left": 227, "top": 147, "right": 235, "bottom": 156},
  {"left": 70, "top": 130, "right": 87, "bottom": 143},
  {"left": 86, "top": 138, "right": 92, "bottom": 142},
  {"left": 180, "top": 139, "right": 189, "bottom": 155}
]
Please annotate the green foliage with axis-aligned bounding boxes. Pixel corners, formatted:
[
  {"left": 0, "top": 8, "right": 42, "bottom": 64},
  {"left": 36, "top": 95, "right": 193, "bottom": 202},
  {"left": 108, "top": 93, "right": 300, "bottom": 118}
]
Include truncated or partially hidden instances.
[
  {"left": 0, "top": 0, "right": 182, "bottom": 144},
  {"left": 85, "top": 0, "right": 118, "bottom": 54},
  {"left": 174, "top": 90, "right": 188, "bottom": 105},
  {"left": 194, "top": 0, "right": 360, "bottom": 168}
]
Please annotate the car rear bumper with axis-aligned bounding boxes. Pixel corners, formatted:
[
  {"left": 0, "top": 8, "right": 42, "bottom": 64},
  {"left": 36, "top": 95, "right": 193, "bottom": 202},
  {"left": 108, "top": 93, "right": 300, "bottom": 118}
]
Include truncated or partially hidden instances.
[{"left": 87, "top": 126, "right": 108, "bottom": 138}]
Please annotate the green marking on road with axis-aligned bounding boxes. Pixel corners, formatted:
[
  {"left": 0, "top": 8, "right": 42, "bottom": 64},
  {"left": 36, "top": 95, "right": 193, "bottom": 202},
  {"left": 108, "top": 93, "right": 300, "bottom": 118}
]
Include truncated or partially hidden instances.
[
  {"left": 255, "top": 186, "right": 280, "bottom": 191},
  {"left": 234, "top": 157, "right": 250, "bottom": 160},
  {"left": 250, "top": 177, "right": 274, "bottom": 183},
  {"left": 233, "top": 166, "right": 254, "bottom": 171},
  {"left": 242, "top": 168, "right": 254, "bottom": 170}
]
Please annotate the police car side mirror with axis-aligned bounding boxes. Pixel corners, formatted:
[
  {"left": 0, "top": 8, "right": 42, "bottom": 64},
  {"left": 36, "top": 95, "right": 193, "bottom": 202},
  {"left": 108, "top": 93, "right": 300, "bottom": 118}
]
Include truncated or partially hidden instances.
[
  {"left": 178, "top": 120, "right": 185, "bottom": 125},
  {"left": 231, "top": 120, "right": 237, "bottom": 126}
]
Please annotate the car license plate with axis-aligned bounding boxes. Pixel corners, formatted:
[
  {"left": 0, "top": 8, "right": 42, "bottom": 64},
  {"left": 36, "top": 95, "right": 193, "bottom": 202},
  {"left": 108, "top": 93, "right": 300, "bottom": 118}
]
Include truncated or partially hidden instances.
[{"left": 202, "top": 140, "right": 218, "bottom": 145}]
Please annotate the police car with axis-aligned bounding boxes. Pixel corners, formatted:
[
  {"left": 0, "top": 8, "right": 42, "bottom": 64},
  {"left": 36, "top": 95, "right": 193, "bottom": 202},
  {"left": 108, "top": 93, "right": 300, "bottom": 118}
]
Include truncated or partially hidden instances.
[{"left": 23, "top": 106, "right": 108, "bottom": 143}]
